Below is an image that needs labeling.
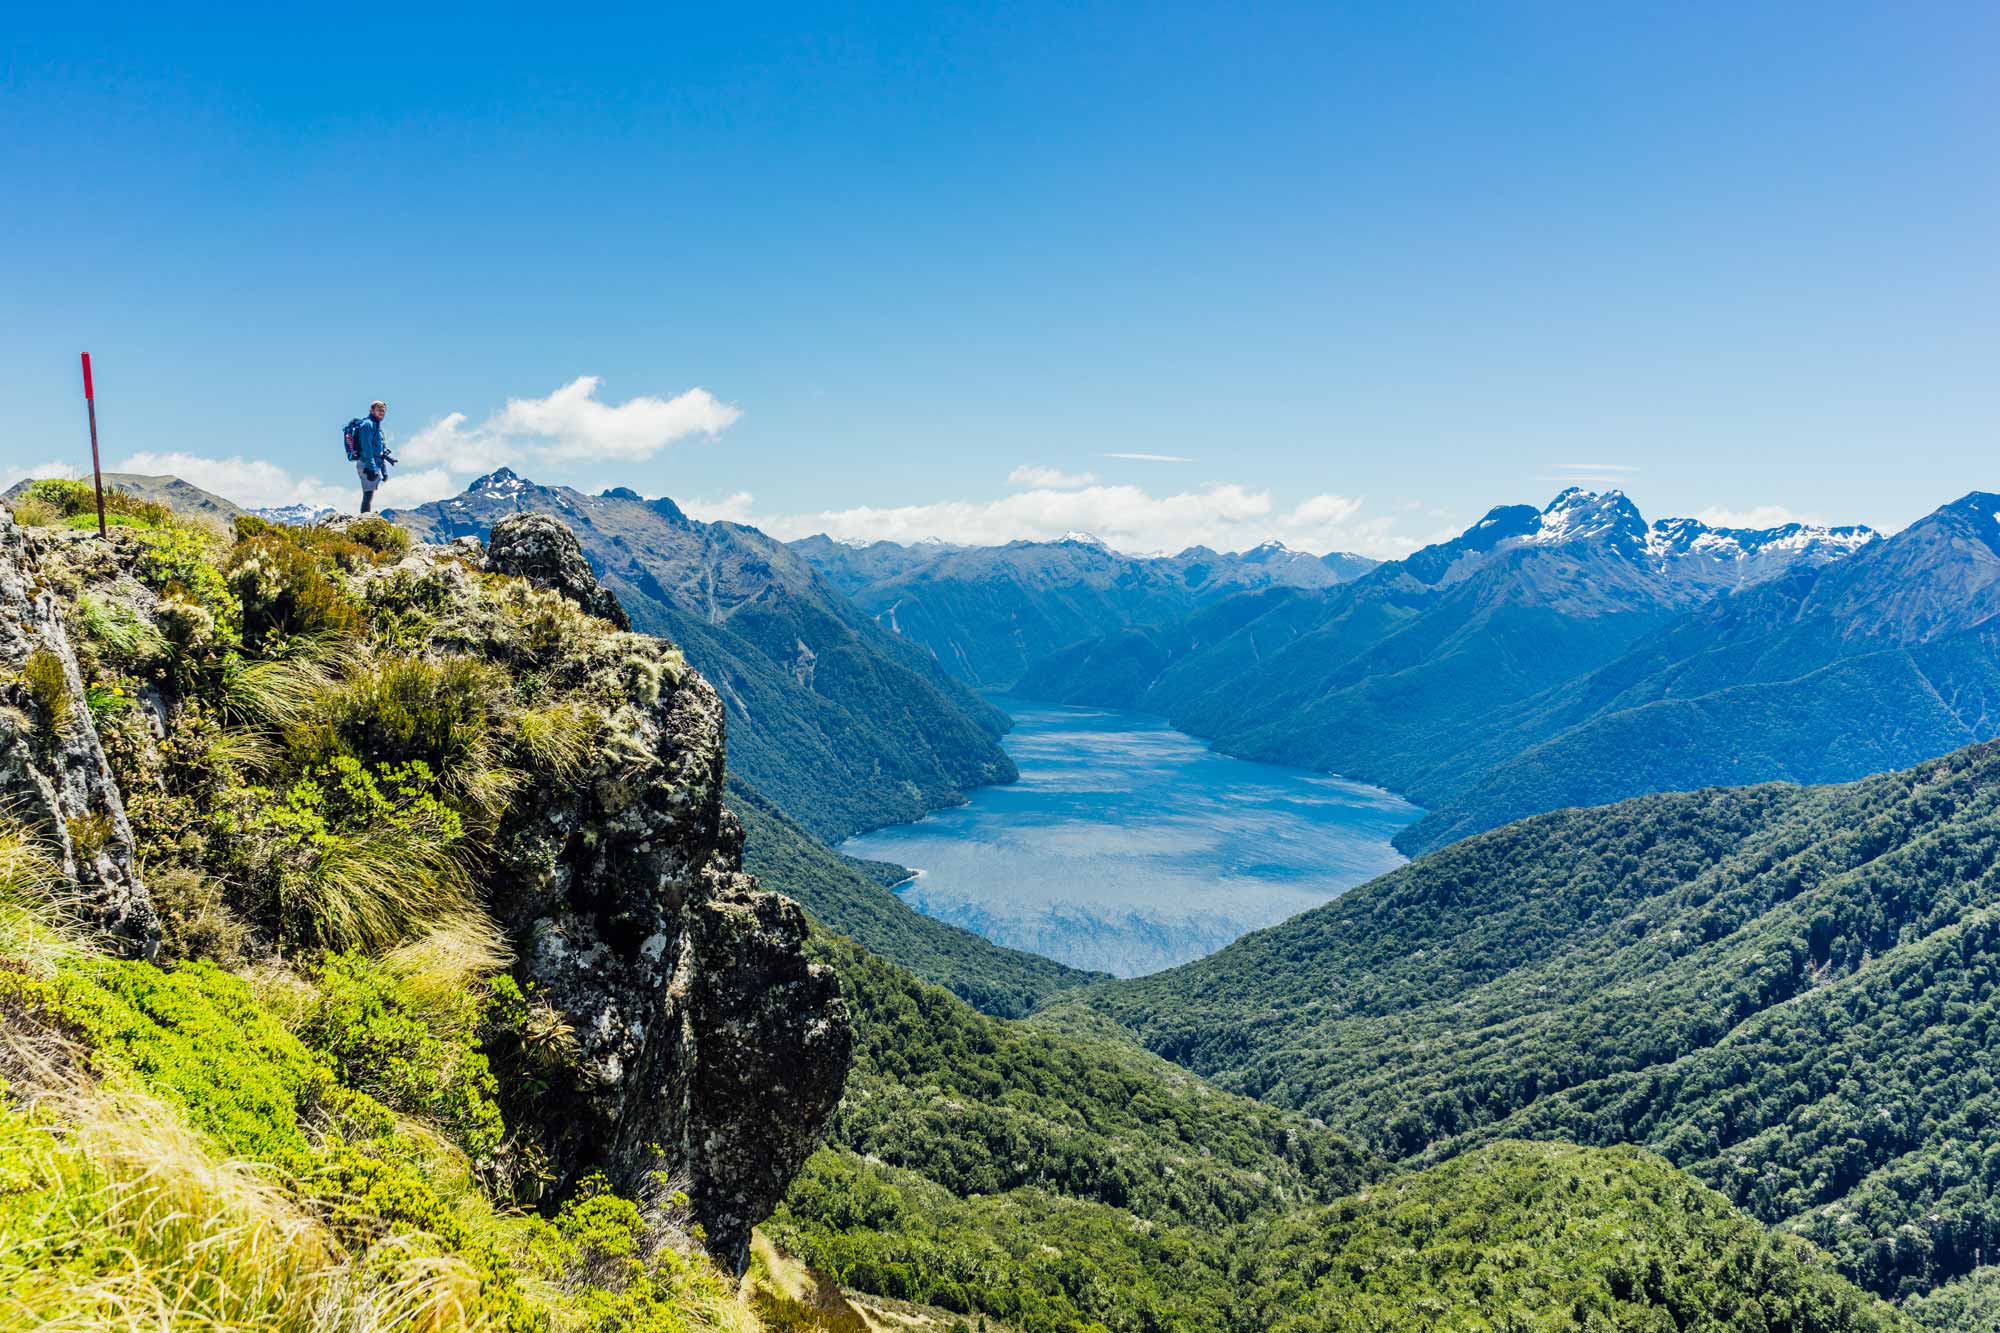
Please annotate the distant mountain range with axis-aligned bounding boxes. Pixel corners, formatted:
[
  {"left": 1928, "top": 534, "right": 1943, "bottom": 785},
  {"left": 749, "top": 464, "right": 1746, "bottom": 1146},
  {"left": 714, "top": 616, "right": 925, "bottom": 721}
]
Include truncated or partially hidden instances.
[
  {"left": 1401, "top": 489, "right": 2000, "bottom": 850},
  {"left": 390, "top": 469, "right": 1016, "bottom": 841},
  {"left": 791, "top": 531, "right": 1378, "bottom": 689},
  {"left": 1018, "top": 486, "right": 1904, "bottom": 847}
]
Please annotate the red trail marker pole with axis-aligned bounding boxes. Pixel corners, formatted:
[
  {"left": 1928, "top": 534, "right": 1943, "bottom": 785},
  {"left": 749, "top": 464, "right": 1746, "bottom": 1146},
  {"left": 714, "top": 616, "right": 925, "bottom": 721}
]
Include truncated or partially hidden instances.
[{"left": 80, "top": 352, "right": 106, "bottom": 537}]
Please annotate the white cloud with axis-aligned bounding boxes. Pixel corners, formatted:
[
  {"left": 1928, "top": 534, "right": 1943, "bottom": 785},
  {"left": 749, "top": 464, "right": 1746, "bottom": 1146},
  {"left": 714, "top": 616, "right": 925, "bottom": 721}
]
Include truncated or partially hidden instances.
[
  {"left": 738, "top": 482, "right": 1413, "bottom": 557},
  {"left": 107, "top": 451, "right": 464, "bottom": 513},
  {"left": 404, "top": 376, "right": 740, "bottom": 472},
  {"left": 1540, "top": 461, "right": 1639, "bottom": 487},
  {"left": 1009, "top": 465, "right": 1097, "bottom": 489},
  {"left": 1693, "top": 504, "right": 1826, "bottom": 530},
  {"left": 683, "top": 490, "right": 758, "bottom": 524},
  {"left": 1105, "top": 452, "right": 1194, "bottom": 463},
  {"left": 118, "top": 452, "right": 356, "bottom": 511}
]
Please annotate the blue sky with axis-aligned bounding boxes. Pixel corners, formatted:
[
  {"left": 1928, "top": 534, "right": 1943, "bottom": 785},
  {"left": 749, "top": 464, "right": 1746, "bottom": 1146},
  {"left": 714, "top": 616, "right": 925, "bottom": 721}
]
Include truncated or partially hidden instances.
[{"left": 4, "top": 2, "right": 1994, "bottom": 554}]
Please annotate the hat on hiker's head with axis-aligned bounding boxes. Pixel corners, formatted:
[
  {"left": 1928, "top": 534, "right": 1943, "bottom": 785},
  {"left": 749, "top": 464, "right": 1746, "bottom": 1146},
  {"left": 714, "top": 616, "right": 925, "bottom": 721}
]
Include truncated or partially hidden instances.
[{"left": 370, "top": 401, "right": 387, "bottom": 412}]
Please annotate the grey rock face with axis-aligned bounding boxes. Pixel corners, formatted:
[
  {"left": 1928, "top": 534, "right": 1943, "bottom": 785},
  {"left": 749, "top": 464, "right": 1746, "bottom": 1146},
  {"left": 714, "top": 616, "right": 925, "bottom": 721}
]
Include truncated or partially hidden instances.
[
  {"left": 374, "top": 536, "right": 850, "bottom": 1272},
  {"left": 487, "top": 511, "right": 632, "bottom": 630},
  {"left": 0, "top": 513, "right": 158, "bottom": 957},
  {"left": 685, "top": 855, "right": 852, "bottom": 1264}
]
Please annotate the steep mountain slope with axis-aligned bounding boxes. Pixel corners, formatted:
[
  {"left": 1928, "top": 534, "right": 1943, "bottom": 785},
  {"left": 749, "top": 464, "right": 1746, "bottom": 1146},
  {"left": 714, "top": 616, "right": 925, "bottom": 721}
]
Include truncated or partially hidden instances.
[
  {"left": 1058, "top": 739, "right": 2000, "bottom": 1303},
  {"left": 776, "top": 933, "right": 1907, "bottom": 1332},
  {"left": 392, "top": 470, "right": 1015, "bottom": 839},
  {"left": 1, "top": 479, "right": 1928, "bottom": 1331},
  {"left": 792, "top": 532, "right": 1375, "bottom": 690},
  {"left": 1404, "top": 491, "right": 2000, "bottom": 851},
  {"left": 1020, "top": 488, "right": 1875, "bottom": 818}
]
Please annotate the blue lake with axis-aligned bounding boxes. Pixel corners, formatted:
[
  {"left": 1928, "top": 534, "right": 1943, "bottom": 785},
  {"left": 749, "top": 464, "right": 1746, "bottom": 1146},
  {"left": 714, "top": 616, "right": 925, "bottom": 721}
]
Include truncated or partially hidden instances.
[{"left": 840, "top": 699, "right": 1422, "bottom": 977}]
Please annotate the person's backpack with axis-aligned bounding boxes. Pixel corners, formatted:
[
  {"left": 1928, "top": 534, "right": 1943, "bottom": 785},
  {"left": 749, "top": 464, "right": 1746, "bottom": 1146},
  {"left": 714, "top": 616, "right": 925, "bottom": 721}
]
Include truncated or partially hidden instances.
[{"left": 342, "top": 418, "right": 365, "bottom": 462}]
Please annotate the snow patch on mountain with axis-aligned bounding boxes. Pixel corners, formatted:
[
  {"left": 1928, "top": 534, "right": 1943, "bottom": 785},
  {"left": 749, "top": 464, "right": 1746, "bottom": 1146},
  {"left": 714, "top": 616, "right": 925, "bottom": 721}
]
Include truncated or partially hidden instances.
[{"left": 248, "top": 503, "right": 338, "bottom": 526}]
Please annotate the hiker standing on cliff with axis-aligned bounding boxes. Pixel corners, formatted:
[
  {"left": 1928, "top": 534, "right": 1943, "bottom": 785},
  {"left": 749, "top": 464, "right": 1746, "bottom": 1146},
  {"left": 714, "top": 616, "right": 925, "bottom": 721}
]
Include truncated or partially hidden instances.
[{"left": 350, "top": 401, "right": 394, "bottom": 513}]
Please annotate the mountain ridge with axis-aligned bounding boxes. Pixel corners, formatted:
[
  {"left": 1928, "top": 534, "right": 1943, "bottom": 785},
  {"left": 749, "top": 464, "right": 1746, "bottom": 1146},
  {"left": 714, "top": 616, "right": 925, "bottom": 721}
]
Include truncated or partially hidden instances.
[
  {"left": 389, "top": 468, "right": 1017, "bottom": 840},
  {"left": 792, "top": 528, "right": 1379, "bottom": 689}
]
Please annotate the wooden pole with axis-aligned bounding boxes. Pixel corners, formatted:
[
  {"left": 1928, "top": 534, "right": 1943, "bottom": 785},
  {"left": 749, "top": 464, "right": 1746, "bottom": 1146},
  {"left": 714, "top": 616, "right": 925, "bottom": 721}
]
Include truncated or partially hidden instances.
[{"left": 80, "top": 353, "right": 106, "bottom": 537}]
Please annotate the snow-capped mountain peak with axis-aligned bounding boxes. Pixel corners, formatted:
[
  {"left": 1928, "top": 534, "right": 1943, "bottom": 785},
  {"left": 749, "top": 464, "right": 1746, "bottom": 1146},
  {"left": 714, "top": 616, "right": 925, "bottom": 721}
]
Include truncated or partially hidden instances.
[{"left": 1524, "top": 488, "right": 1647, "bottom": 546}]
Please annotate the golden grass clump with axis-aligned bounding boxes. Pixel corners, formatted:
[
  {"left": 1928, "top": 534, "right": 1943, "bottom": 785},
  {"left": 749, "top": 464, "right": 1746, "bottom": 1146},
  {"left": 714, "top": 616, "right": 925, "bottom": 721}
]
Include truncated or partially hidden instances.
[
  {"left": 8, "top": 493, "right": 61, "bottom": 527},
  {"left": 0, "top": 827, "right": 85, "bottom": 975},
  {"left": 0, "top": 1067, "right": 506, "bottom": 1333},
  {"left": 222, "top": 650, "right": 339, "bottom": 733},
  {"left": 380, "top": 912, "right": 515, "bottom": 1027},
  {"left": 22, "top": 646, "right": 73, "bottom": 730},
  {"left": 513, "top": 702, "right": 602, "bottom": 782},
  {"left": 282, "top": 826, "right": 475, "bottom": 955},
  {"left": 0, "top": 1077, "right": 334, "bottom": 1331}
]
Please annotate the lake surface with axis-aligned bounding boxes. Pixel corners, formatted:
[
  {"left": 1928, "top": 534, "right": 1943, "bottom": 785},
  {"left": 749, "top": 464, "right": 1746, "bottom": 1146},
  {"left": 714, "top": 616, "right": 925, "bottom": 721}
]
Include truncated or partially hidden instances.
[{"left": 840, "top": 699, "right": 1421, "bottom": 977}]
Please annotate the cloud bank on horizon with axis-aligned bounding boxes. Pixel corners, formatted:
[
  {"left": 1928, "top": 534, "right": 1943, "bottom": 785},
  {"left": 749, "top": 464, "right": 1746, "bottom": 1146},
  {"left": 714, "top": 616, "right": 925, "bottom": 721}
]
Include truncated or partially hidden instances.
[
  {"left": 689, "top": 469, "right": 1423, "bottom": 557},
  {"left": 0, "top": 374, "right": 1854, "bottom": 555}
]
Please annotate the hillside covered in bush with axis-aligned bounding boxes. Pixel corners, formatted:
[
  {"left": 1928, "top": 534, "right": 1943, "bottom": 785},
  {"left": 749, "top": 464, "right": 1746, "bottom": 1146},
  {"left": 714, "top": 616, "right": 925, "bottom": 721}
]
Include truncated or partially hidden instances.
[{"left": 1060, "top": 739, "right": 2000, "bottom": 1311}]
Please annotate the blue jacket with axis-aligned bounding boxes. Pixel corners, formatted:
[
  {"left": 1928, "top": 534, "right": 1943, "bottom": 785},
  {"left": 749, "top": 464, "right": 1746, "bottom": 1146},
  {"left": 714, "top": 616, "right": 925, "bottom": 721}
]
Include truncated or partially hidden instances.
[{"left": 355, "top": 415, "right": 388, "bottom": 475}]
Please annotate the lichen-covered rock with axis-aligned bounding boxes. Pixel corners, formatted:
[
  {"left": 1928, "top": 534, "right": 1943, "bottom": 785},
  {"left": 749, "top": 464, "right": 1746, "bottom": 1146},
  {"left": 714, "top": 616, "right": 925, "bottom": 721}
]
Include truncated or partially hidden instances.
[
  {"left": 359, "top": 534, "right": 849, "bottom": 1273},
  {"left": 685, "top": 860, "right": 852, "bottom": 1261},
  {"left": 0, "top": 512, "right": 158, "bottom": 957},
  {"left": 487, "top": 512, "right": 631, "bottom": 630}
]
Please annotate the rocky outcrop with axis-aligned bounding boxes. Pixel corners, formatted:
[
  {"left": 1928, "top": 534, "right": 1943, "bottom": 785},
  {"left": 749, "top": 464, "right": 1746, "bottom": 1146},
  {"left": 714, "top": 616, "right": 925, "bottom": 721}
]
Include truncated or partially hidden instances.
[
  {"left": 0, "top": 513, "right": 157, "bottom": 957},
  {"left": 359, "top": 536, "right": 850, "bottom": 1272},
  {"left": 2, "top": 497, "right": 845, "bottom": 1273},
  {"left": 487, "top": 511, "right": 632, "bottom": 630}
]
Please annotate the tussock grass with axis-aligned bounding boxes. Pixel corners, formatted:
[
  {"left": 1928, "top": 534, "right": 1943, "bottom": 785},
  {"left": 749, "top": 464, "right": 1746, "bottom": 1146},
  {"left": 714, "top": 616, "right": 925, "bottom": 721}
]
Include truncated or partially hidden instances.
[
  {"left": 223, "top": 651, "right": 339, "bottom": 732},
  {"left": 207, "top": 726, "right": 284, "bottom": 777},
  {"left": 8, "top": 493, "right": 61, "bottom": 527},
  {"left": 77, "top": 593, "right": 168, "bottom": 669},
  {"left": 0, "top": 1059, "right": 502, "bottom": 1333},
  {"left": 22, "top": 646, "right": 72, "bottom": 730},
  {"left": 381, "top": 913, "right": 514, "bottom": 1027},
  {"left": 514, "top": 702, "right": 601, "bottom": 782},
  {"left": 0, "top": 826, "right": 86, "bottom": 975},
  {"left": 0, "top": 1081, "right": 333, "bottom": 1330},
  {"left": 283, "top": 827, "right": 475, "bottom": 954}
]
